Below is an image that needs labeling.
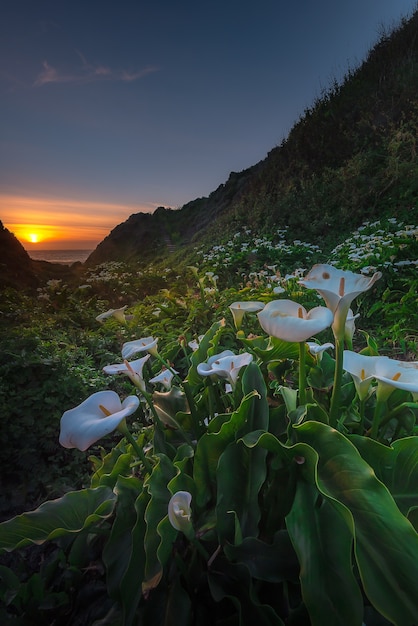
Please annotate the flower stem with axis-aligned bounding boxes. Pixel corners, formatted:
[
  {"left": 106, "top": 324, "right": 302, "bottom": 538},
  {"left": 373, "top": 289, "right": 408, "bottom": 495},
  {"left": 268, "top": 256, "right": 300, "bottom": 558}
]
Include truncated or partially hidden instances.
[
  {"left": 142, "top": 390, "right": 165, "bottom": 430},
  {"left": 191, "top": 537, "right": 210, "bottom": 561},
  {"left": 118, "top": 422, "right": 153, "bottom": 474},
  {"left": 370, "top": 399, "right": 386, "bottom": 440},
  {"left": 298, "top": 341, "right": 307, "bottom": 405},
  {"left": 329, "top": 337, "right": 344, "bottom": 427}
]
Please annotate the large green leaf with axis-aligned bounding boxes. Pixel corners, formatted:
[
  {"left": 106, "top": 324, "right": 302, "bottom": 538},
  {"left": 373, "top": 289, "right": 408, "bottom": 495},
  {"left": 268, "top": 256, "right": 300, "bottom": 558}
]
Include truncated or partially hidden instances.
[
  {"left": 224, "top": 531, "right": 299, "bottom": 583},
  {"left": 286, "top": 480, "right": 363, "bottom": 626},
  {"left": 102, "top": 475, "right": 143, "bottom": 601},
  {"left": 208, "top": 561, "right": 285, "bottom": 626},
  {"left": 193, "top": 391, "right": 261, "bottom": 508},
  {"left": 120, "top": 490, "right": 149, "bottom": 626},
  {"left": 167, "top": 444, "right": 196, "bottom": 497},
  {"left": 349, "top": 435, "right": 418, "bottom": 517},
  {"left": 216, "top": 439, "right": 267, "bottom": 543},
  {"left": 240, "top": 361, "right": 269, "bottom": 432},
  {"left": 89, "top": 445, "right": 132, "bottom": 488},
  {"left": 136, "top": 571, "right": 192, "bottom": 626},
  {"left": 0, "top": 486, "right": 116, "bottom": 551},
  {"left": 294, "top": 422, "right": 418, "bottom": 626},
  {"left": 237, "top": 333, "right": 300, "bottom": 363},
  {"left": 143, "top": 454, "right": 177, "bottom": 592}
]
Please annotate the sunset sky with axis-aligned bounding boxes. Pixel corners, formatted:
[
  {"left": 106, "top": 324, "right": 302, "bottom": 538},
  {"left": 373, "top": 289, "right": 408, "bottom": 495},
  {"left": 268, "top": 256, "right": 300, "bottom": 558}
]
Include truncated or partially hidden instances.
[{"left": 1, "top": 0, "right": 417, "bottom": 250}]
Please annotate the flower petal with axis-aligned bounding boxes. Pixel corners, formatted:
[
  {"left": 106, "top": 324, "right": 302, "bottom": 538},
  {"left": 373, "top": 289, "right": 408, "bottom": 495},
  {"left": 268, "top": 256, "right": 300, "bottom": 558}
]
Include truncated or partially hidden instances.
[{"left": 59, "top": 391, "right": 140, "bottom": 451}]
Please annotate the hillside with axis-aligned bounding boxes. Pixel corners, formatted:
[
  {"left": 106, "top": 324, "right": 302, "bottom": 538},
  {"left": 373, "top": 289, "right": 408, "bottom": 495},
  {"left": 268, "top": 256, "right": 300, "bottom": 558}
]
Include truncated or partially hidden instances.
[
  {"left": 0, "top": 221, "right": 39, "bottom": 290},
  {"left": 86, "top": 10, "right": 418, "bottom": 268},
  {"left": 0, "top": 221, "right": 86, "bottom": 291}
]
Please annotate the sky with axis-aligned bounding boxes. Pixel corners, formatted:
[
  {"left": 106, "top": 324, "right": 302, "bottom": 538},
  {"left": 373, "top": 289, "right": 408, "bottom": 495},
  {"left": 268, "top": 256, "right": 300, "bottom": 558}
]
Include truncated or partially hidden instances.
[{"left": 1, "top": 0, "right": 417, "bottom": 250}]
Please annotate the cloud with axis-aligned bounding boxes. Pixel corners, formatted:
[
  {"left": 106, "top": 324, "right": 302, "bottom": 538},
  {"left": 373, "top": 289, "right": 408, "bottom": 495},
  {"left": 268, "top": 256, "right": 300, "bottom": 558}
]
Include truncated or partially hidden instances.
[{"left": 34, "top": 52, "right": 159, "bottom": 87}]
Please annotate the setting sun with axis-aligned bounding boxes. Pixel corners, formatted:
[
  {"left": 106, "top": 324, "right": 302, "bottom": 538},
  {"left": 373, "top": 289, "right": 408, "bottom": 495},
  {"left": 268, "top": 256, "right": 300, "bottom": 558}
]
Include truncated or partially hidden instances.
[{"left": 29, "top": 233, "right": 40, "bottom": 243}]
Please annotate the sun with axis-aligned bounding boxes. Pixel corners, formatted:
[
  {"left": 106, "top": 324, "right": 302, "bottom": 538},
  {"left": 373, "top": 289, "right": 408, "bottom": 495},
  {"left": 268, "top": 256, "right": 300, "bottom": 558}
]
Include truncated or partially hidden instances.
[{"left": 28, "top": 233, "right": 40, "bottom": 243}]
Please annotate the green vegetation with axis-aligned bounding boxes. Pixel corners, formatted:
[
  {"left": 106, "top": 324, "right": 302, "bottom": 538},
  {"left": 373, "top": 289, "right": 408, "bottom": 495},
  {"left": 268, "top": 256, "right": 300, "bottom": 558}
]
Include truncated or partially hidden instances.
[{"left": 0, "top": 216, "right": 417, "bottom": 624}]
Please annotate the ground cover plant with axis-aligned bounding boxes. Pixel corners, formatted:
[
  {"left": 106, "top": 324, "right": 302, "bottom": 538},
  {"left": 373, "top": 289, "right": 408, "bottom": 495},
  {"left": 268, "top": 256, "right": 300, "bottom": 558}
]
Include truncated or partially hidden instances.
[{"left": 0, "top": 221, "right": 417, "bottom": 625}]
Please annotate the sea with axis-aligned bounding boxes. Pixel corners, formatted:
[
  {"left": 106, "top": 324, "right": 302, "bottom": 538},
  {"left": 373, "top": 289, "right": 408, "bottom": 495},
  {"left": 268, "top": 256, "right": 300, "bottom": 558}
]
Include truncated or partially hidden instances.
[{"left": 29, "top": 249, "right": 93, "bottom": 265}]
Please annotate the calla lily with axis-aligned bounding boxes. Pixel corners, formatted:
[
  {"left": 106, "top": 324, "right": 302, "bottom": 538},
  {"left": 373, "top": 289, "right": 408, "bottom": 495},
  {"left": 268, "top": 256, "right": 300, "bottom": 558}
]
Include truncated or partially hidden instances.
[
  {"left": 103, "top": 354, "right": 151, "bottom": 391},
  {"left": 122, "top": 336, "right": 158, "bottom": 359},
  {"left": 307, "top": 341, "right": 334, "bottom": 358},
  {"left": 374, "top": 358, "right": 418, "bottom": 401},
  {"left": 188, "top": 335, "right": 204, "bottom": 351},
  {"left": 96, "top": 306, "right": 128, "bottom": 324},
  {"left": 343, "top": 352, "right": 418, "bottom": 402},
  {"left": 149, "top": 367, "right": 177, "bottom": 390},
  {"left": 343, "top": 351, "right": 389, "bottom": 401},
  {"left": 197, "top": 350, "right": 253, "bottom": 386},
  {"left": 59, "top": 390, "right": 140, "bottom": 451},
  {"left": 257, "top": 299, "right": 333, "bottom": 343},
  {"left": 168, "top": 491, "right": 193, "bottom": 537},
  {"left": 229, "top": 301, "right": 265, "bottom": 329},
  {"left": 345, "top": 309, "right": 360, "bottom": 348},
  {"left": 298, "top": 264, "right": 381, "bottom": 339}
]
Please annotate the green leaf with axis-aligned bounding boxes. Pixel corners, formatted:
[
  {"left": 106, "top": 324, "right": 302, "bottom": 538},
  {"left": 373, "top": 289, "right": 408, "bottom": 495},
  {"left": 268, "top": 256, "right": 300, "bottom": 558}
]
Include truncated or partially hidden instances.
[
  {"left": 215, "top": 368, "right": 270, "bottom": 543},
  {"left": 307, "top": 351, "right": 335, "bottom": 390},
  {"left": 349, "top": 435, "right": 418, "bottom": 517},
  {"left": 279, "top": 385, "right": 298, "bottom": 415},
  {"left": 238, "top": 334, "right": 300, "bottom": 363},
  {"left": 294, "top": 421, "right": 418, "bottom": 626},
  {"left": 286, "top": 480, "right": 363, "bottom": 626},
  {"left": 143, "top": 454, "right": 177, "bottom": 592},
  {"left": 216, "top": 440, "right": 267, "bottom": 543},
  {"left": 187, "top": 319, "right": 226, "bottom": 387},
  {"left": 240, "top": 361, "right": 269, "bottom": 432},
  {"left": 208, "top": 561, "right": 285, "bottom": 626},
  {"left": 193, "top": 391, "right": 261, "bottom": 508},
  {"left": 168, "top": 444, "right": 196, "bottom": 497},
  {"left": 0, "top": 487, "right": 116, "bottom": 552},
  {"left": 102, "top": 475, "right": 143, "bottom": 601},
  {"left": 90, "top": 446, "right": 133, "bottom": 489},
  {"left": 120, "top": 490, "right": 149, "bottom": 626},
  {"left": 224, "top": 531, "right": 299, "bottom": 583},
  {"left": 152, "top": 387, "right": 189, "bottom": 429}
]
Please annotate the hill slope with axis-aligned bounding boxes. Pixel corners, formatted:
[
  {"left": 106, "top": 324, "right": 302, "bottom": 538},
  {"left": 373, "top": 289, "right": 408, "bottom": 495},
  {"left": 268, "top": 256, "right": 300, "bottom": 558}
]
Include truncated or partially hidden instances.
[{"left": 79, "top": 11, "right": 418, "bottom": 267}]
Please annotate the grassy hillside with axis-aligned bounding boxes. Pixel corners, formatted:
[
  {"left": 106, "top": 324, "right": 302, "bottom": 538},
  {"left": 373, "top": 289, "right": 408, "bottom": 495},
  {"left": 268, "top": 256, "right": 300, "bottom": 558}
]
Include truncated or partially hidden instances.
[{"left": 86, "top": 10, "right": 418, "bottom": 269}]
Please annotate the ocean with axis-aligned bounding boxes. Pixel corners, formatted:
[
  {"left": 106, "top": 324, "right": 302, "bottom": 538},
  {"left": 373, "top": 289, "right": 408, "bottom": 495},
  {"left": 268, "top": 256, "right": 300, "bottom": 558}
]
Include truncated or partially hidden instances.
[{"left": 29, "top": 250, "right": 93, "bottom": 265}]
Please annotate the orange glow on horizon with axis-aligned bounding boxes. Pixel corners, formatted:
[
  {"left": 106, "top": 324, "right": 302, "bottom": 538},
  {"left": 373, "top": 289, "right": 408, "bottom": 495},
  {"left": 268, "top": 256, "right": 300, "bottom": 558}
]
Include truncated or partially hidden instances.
[{"left": 1, "top": 193, "right": 159, "bottom": 249}]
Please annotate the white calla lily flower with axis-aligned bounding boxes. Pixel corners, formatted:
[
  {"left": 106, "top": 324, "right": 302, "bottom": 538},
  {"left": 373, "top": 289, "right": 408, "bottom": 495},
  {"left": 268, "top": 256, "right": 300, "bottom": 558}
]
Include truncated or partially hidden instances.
[
  {"left": 122, "top": 336, "right": 158, "bottom": 359},
  {"left": 168, "top": 491, "right": 193, "bottom": 537},
  {"left": 103, "top": 354, "right": 151, "bottom": 391},
  {"left": 307, "top": 341, "right": 334, "bottom": 358},
  {"left": 345, "top": 309, "right": 360, "bottom": 348},
  {"left": 197, "top": 350, "right": 253, "bottom": 386},
  {"left": 188, "top": 335, "right": 204, "bottom": 351},
  {"left": 59, "top": 390, "right": 140, "bottom": 451},
  {"left": 257, "top": 299, "right": 333, "bottom": 343},
  {"left": 374, "top": 358, "right": 418, "bottom": 401},
  {"left": 298, "top": 264, "right": 381, "bottom": 340},
  {"left": 149, "top": 367, "right": 177, "bottom": 390},
  {"left": 344, "top": 351, "right": 418, "bottom": 402},
  {"left": 343, "top": 351, "right": 389, "bottom": 401},
  {"left": 96, "top": 306, "right": 128, "bottom": 324},
  {"left": 229, "top": 301, "right": 265, "bottom": 329}
]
